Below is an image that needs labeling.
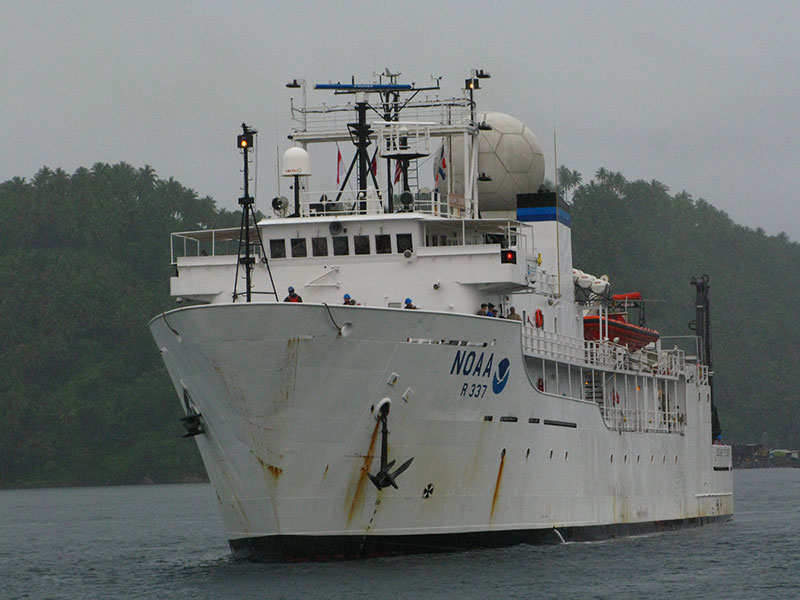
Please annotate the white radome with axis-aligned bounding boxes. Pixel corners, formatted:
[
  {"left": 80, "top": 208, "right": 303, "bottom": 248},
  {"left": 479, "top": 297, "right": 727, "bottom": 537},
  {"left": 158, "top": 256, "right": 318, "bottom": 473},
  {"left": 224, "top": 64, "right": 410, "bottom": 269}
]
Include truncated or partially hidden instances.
[{"left": 447, "top": 112, "right": 545, "bottom": 213}]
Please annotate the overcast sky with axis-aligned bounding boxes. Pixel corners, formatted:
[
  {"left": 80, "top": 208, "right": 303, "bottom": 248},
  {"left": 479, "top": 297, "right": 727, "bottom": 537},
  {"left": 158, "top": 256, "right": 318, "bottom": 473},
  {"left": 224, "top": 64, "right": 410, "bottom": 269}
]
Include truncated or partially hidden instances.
[{"left": 3, "top": 1, "right": 798, "bottom": 238}]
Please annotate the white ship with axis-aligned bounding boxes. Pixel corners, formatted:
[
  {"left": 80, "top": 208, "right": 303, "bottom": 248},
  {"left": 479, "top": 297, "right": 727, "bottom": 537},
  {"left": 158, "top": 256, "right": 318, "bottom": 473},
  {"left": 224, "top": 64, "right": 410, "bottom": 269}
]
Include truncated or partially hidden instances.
[{"left": 149, "top": 71, "right": 732, "bottom": 561}]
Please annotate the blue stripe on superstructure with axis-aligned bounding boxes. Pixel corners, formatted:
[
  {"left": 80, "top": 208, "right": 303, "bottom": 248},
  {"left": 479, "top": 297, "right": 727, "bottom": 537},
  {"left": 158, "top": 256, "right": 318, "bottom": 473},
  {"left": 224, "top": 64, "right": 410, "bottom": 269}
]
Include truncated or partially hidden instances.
[{"left": 516, "top": 207, "right": 571, "bottom": 227}]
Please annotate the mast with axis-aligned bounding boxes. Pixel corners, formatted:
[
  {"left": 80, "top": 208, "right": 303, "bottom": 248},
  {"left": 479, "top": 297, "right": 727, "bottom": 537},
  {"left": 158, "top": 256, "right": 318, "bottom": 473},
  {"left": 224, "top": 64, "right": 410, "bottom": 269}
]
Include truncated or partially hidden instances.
[
  {"left": 233, "top": 123, "right": 275, "bottom": 302},
  {"left": 691, "top": 275, "right": 721, "bottom": 440}
]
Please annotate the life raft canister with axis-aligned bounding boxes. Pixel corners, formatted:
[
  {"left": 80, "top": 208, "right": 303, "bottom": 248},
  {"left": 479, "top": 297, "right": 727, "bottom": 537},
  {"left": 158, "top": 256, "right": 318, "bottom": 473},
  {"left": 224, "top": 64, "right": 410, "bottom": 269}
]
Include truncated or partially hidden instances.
[{"left": 534, "top": 309, "right": 544, "bottom": 329}]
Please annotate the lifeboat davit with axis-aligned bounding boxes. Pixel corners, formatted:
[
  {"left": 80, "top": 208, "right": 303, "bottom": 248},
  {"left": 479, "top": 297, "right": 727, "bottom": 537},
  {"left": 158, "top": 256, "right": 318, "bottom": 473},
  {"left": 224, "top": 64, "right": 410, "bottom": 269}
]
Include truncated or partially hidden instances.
[{"left": 583, "top": 293, "right": 659, "bottom": 350}]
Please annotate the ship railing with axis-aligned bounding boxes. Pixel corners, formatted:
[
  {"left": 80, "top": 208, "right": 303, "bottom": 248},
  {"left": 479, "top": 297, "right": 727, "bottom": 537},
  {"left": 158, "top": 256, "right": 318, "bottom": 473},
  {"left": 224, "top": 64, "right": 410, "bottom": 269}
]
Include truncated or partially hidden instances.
[
  {"left": 291, "top": 99, "right": 473, "bottom": 135},
  {"left": 529, "top": 270, "right": 559, "bottom": 296},
  {"left": 586, "top": 340, "right": 688, "bottom": 378},
  {"left": 654, "top": 348, "right": 685, "bottom": 376},
  {"left": 170, "top": 227, "right": 246, "bottom": 263},
  {"left": 375, "top": 120, "right": 432, "bottom": 160},
  {"left": 584, "top": 339, "right": 631, "bottom": 370},
  {"left": 602, "top": 406, "right": 684, "bottom": 434},
  {"left": 521, "top": 326, "right": 585, "bottom": 363},
  {"left": 297, "top": 190, "right": 461, "bottom": 218}
]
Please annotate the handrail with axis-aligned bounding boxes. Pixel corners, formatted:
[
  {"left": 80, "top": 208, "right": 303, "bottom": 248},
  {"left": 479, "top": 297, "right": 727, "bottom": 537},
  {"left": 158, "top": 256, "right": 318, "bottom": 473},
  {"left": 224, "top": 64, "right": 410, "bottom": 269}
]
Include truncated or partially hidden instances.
[{"left": 521, "top": 325, "right": 686, "bottom": 376}]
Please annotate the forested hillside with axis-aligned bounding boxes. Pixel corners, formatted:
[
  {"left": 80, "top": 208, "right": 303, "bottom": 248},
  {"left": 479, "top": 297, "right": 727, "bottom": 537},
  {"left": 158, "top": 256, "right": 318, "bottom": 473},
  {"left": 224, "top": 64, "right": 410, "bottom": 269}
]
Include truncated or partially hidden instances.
[
  {"left": 0, "top": 163, "right": 796, "bottom": 488},
  {"left": 0, "top": 164, "right": 240, "bottom": 487},
  {"left": 567, "top": 168, "right": 799, "bottom": 449}
]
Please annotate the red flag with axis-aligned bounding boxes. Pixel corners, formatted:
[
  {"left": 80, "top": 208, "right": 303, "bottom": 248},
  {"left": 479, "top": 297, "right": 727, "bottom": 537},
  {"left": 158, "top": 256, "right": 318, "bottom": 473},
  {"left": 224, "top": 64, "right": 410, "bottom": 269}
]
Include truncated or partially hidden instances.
[{"left": 336, "top": 144, "right": 344, "bottom": 185}]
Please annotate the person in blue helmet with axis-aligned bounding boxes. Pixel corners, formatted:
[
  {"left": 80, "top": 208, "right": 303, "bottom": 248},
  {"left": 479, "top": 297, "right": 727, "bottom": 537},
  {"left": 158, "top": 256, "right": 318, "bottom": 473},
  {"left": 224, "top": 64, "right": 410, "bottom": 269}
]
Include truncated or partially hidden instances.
[
  {"left": 343, "top": 293, "right": 356, "bottom": 305},
  {"left": 283, "top": 286, "right": 302, "bottom": 302},
  {"left": 404, "top": 297, "right": 416, "bottom": 309}
]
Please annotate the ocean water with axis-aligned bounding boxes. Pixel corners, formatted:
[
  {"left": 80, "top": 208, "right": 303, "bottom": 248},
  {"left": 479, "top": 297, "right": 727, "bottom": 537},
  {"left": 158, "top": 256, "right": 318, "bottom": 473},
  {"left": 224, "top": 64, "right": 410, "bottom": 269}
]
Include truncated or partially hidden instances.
[{"left": 1, "top": 468, "right": 797, "bottom": 599}]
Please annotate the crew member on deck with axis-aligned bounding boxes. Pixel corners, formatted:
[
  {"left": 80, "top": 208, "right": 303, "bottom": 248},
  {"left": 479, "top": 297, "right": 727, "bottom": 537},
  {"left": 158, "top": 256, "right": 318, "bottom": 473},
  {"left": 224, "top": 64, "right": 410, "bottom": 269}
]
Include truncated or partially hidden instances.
[
  {"left": 507, "top": 307, "right": 522, "bottom": 321},
  {"left": 476, "top": 303, "right": 488, "bottom": 316},
  {"left": 343, "top": 293, "right": 355, "bottom": 305},
  {"left": 404, "top": 298, "right": 416, "bottom": 309},
  {"left": 284, "top": 286, "right": 303, "bottom": 302},
  {"left": 486, "top": 303, "right": 497, "bottom": 317}
]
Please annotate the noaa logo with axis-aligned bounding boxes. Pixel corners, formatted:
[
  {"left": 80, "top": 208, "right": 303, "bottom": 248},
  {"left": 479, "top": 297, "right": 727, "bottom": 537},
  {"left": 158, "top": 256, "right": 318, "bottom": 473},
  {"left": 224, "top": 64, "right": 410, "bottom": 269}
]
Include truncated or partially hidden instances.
[
  {"left": 492, "top": 358, "right": 511, "bottom": 394},
  {"left": 451, "top": 350, "right": 510, "bottom": 397}
]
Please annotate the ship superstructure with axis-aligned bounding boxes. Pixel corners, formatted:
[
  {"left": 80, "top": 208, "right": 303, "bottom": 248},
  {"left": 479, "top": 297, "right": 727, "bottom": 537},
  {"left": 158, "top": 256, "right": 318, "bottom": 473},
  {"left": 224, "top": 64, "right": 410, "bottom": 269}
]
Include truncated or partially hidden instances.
[{"left": 150, "top": 72, "right": 732, "bottom": 560}]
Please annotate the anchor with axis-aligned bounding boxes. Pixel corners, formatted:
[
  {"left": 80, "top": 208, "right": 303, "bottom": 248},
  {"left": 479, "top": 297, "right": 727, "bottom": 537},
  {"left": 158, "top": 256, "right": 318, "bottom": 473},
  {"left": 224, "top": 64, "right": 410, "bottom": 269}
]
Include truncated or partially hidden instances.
[
  {"left": 368, "top": 400, "right": 413, "bottom": 490},
  {"left": 179, "top": 387, "right": 205, "bottom": 438}
]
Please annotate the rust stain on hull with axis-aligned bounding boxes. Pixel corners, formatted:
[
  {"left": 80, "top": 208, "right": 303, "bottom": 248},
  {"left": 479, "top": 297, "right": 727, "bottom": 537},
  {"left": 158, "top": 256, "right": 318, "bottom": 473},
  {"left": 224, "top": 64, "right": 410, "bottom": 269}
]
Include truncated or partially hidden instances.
[
  {"left": 347, "top": 418, "right": 381, "bottom": 524},
  {"left": 255, "top": 454, "right": 283, "bottom": 480},
  {"left": 490, "top": 452, "right": 506, "bottom": 519}
]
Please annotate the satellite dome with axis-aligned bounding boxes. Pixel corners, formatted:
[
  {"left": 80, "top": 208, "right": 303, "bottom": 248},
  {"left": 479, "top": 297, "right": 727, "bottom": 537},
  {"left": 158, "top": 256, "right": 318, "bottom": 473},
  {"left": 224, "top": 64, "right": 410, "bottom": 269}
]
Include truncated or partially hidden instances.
[
  {"left": 447, "top": 112, "right": 545, "bottom": 214},
  {"left": 282, "top": 147, "right": 311, "bottom": 177}
]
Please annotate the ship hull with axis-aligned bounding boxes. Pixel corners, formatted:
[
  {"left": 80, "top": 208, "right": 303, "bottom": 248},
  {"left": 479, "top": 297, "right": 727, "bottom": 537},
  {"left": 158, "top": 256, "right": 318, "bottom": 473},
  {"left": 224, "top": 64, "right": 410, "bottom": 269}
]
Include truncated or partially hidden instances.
[
  {"left": 150, "top": 303, "right": 732, "bottom": 561},
  {"left": 230, "top": 515, "right": 728, "bottom": 561}
]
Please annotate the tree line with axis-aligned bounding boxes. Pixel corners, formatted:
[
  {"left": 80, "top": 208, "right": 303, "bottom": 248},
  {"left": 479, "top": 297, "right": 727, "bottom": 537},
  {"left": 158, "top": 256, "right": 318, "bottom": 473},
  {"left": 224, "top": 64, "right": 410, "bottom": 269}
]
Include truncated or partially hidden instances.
[
  {"left": 566, "top": 167, "right": 799, "bottom": 450},
  {"left": 0, "top": 164, "right": 240, "bottom": 487}
]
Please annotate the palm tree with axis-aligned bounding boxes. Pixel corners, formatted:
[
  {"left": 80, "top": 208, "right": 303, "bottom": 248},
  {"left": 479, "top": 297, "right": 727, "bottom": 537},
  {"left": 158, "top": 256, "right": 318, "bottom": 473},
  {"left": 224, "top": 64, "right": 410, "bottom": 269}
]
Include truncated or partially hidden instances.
[
  {"left": 650, "top": 179, "right": 669, "bottom": 195},
  {"left": 557, "top": 166, "right": 582, "bottom": 202},
  {"left": 608, "top": 171, "right": 627, "bottom": 195}
]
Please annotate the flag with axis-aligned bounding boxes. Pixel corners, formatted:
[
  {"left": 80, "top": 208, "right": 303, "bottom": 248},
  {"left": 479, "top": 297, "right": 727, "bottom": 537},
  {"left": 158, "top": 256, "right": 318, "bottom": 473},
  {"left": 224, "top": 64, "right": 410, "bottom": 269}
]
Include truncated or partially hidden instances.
[
  {"left": 434, "top": 145, "right": 447, "bottom": 190},
  {"left": 336, "top": 144, "right": 344, "bottom": 185},
  {"left": 394, "top": 160, "right": 402, "bottom": 184}
]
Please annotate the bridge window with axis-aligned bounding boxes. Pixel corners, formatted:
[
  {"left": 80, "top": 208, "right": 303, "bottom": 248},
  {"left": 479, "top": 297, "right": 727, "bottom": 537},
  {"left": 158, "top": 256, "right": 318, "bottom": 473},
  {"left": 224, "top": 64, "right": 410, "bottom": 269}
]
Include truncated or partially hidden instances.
[
  {"left": 311, "top": 237, "right": 328, "bottom": 257},
  {"left": 333, "top": 236, "right": 349, "bottom": 256},
  {"left": 291, "top": 238, "right": 307, "bottom": 258},
  {"left": 270, "top": 239, "right": 286, "bottom": 259},
  {"left": 354, "top": 235, "right": 370, "bottom": 255},
  {"left": 397, "top": 233, "right": 413, "bottom": 253},
  {"left": 375, "top": 234, "right": 391, "bottom": 254}
]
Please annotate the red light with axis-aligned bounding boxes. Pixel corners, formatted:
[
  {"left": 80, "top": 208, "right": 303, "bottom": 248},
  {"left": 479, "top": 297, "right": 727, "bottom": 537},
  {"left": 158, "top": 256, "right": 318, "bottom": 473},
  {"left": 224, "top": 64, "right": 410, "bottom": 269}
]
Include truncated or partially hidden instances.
[{"left": 500, "top": 250, "right": 517, "bottom": 264}]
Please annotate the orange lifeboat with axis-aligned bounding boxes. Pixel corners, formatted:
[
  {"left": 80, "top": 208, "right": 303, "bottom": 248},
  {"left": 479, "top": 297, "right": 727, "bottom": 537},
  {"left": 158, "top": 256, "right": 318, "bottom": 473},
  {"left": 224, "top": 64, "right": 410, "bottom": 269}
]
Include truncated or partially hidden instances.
[{"left": 583, "top": 292, "right": 659, "bottom": 350}]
